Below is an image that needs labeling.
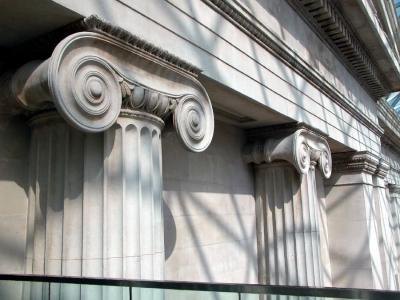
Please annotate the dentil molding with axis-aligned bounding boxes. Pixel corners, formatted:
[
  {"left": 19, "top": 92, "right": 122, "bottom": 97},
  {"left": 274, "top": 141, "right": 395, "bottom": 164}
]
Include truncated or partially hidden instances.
[
  {"left": 243, "top": 128, "right": 332, "bottom": 179},
  {"left": 8, "top": 31, "right": 214, "bottom": 152},
  {"left": 202, "top": 0, "right": 384, "bottom": 138}
]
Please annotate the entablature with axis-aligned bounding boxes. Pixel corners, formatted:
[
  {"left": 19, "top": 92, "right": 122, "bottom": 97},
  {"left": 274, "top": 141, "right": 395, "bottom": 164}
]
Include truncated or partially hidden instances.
[
  {"left": 287, "top": 0, "right": 400, "bottom": 95},
  {"left": 202, "top": 0, "right": 384, "bottom": 140}
]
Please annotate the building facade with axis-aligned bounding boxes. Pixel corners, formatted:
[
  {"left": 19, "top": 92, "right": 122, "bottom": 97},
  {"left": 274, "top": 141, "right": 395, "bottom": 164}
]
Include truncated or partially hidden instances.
[{"left": 1, "top": 0, "right": 400, "bottom": 298}]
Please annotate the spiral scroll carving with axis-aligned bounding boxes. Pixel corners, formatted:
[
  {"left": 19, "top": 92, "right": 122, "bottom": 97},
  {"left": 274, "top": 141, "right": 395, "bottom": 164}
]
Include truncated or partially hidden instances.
[
  {"left": 292, "top": 130, "right": 332, "bottom": 178},
  {"left": 10, "top": 32, "right": 215, "bottom": 151},
  {"left": 318, "top": 149, "right": 332, "bottom": 178},
  {"left": 243, "top": 128, "right": 332, "bottom": 178},
  {"left": 173, "top": 95, "right": 214, "bottom": 152},
  {"left": 294, "top": 136, "right": 311, "bottom": 174},
  {"left": 49, "top": 56, "right": 122, "bottom": 133}
]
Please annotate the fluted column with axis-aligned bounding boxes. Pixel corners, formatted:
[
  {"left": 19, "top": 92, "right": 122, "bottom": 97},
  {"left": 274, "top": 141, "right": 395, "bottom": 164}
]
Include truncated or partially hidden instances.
[
  {"left": 244, "top": 128, "right": 332, "bottom": 287},
  {"left": 3, "top": 30, "right": 214, "bottom": 299},
  {"left": 26, "top": 110, "right": 165, "bottom": 299},
  {"left": 26, "top": 110, "right": 165, "bottom": 278}
]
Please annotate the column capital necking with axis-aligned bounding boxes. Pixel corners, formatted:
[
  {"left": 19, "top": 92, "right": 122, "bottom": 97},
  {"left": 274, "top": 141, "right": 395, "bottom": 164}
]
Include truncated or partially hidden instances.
[
  {"left": 243, "top": 127, "right": 332, "bottom": 179},
  {"left": 8, "top": 31, "right": 214, "bottom": 152}
]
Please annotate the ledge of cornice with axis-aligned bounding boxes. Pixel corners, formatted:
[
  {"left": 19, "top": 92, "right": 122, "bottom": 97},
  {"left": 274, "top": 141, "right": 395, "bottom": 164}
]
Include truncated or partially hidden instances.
[
  {"left": 286, "top": 0, "right": 398, "bottom": 96},
  {"left": 202, "top": 0, "right": 384, "bottom": 139},
  {"left": 340, "top": 0, "right": 400, "bottom": 91}
]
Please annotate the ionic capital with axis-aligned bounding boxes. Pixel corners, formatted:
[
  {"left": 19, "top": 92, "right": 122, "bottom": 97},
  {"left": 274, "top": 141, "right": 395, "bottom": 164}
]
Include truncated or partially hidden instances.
[
  {"left": 243, "top": 128, "right": 332, "bottom": 178},
  {"left": 7, "top": 31, "right": 214, "bottom": 152}
]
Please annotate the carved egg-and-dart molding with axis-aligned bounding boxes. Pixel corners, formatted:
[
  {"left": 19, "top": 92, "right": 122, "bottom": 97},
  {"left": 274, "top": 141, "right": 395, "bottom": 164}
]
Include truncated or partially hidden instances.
[{"left": 11, "top": 32, "right": 214, "bottom": 152}]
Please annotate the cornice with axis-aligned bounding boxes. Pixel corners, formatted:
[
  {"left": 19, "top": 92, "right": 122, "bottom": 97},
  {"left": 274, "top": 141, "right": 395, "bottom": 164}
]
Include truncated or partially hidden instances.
[
  {"left": 202, "top": 0, "right": 384, "bottom": 138},
  {"left": 243, "top": 128, "right": 332, "bottom": 179},
  {"left": 286, "top": 0, "right": 388, "bottom": 98},
  {"left": 5, "top": 32, "right": 214, "bottom": 152}
]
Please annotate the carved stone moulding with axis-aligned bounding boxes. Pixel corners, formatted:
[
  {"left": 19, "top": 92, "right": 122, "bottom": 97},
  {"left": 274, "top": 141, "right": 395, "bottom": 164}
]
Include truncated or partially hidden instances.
[
  {"left": 243, "top": 127, "right": 332, "bottom": 179},
  {"left": 376, "top": 159, "right": 390, "bottom": 179},
  {"left": 9, "top": 32, "right": 214, "bottom": 152},
  {"left": 332, "top": 151, "right": 389, "bottom": 178}
]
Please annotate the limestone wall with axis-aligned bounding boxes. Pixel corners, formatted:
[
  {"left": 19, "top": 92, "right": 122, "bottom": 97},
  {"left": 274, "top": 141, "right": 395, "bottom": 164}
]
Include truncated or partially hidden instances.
[
  {"left": 382, "top": 143, "right": 400, "bottom": 185},
  {"left": 51, "top": 0, "right": 381, "bottom": 154},
  {"left": 162, "top": 120, "right": 258, "bottom": 283},
  {"left": 0, "top": 115, "right": 29, "bottom": 275},
  {"left": 0, "top": 116, "right": 258, "bottom": 284}
]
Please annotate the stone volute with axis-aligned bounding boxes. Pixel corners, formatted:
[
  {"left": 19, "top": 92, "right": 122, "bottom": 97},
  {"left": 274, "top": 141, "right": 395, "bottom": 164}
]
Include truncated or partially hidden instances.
[{"left": 10, "top": 31, "right": 214, "bottom": 151}]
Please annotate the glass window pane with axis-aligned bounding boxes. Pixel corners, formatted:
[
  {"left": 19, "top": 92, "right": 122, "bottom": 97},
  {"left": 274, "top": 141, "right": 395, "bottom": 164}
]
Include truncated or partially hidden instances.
[
  {"left": 0, "top": 280, "right": 24, "bottom": 300},
  {"left": 49, "top": 283, "right": 130, "bottom": 300},
  {"left": 165, "top": 289, "right": 239, "bottom": 300},
  {"left": 240, "top": 294, "right": 353, "bottom": 300}
]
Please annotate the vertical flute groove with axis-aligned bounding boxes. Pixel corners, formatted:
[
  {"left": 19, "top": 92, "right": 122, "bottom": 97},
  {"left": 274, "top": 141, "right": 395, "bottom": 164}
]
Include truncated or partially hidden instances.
[
  {"left": 256, "top": 163, "right": 325, "bottom": 287},
  {"left": 27, "top": 112, "right": 165, "bottom": 299}
]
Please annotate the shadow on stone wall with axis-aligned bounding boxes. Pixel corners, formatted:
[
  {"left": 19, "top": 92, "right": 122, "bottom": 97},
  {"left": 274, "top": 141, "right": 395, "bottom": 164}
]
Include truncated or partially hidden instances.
[
  {"left": 162, "top": 120, "right": 258, "bottom": 284},
  {"left": 0, "top": 114, "right": 30, "bottom": 275}
]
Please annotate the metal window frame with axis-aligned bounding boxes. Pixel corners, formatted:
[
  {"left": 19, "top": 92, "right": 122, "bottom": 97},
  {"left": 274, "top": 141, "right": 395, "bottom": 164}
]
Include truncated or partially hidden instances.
[{"left": 0, "top": 274, "right": 399, "bottom": 299}]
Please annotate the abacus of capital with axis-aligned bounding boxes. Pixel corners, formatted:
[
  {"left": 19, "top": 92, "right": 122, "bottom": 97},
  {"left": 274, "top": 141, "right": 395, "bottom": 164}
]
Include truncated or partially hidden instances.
[{"left": 3, "top": 31, "right": 214, "bottom": 299}]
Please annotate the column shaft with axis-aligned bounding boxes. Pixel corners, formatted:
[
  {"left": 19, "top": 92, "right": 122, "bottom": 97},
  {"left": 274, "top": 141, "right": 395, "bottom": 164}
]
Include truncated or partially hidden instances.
[
  {"left": 25, "top": 111, "right": 164, "bottom": 298},
  {"left": 255, "top": 162, "right": 327, "bottom": 287}
]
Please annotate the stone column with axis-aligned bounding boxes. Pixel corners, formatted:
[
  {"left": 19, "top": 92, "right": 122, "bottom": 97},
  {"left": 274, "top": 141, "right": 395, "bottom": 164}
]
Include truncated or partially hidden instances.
[
  {"left": 4, "top": 32, "right": 214, "bottom": 299},
  {"left": 374, "top": 161, "right": 399, "bottom": 290},
  {"left": 325, "top": 152, "right": 385, "bottom": 289},
  {"left": 25, "top": 111, "right": 166, "bottom": 299},
  {"left": 388, "top": 183, "right": 400, "bottom": 286},
  {"left": 243, "top": 127, "right": 332, "bottom": 287}
]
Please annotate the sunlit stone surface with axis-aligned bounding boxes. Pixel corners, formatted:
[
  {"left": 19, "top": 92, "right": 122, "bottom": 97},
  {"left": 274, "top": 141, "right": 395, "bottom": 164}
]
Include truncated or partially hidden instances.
[{"left": 0, "top": 0, "right": 400, "bottom": 298}]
